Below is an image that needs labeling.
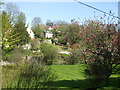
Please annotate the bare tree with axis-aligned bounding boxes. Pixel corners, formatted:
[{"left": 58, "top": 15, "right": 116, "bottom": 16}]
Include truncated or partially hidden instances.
[
  {"left": 5, "top": 3, "right": 20, "bottom": 24},
  {"left": 31, "top": 17, "right": 42, "bottom": 27}
]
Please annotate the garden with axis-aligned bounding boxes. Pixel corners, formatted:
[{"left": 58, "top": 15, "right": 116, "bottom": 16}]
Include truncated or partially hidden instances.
[{"left": 1, "top": 1, "right": 120, "bottom": 89}]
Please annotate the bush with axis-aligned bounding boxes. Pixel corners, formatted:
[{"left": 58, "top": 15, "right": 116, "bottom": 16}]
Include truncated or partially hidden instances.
[
  {"left": 58, "top": 37, "right": 67, "bottom": 45},
  {"left": 2, "top": 59, "right": 57, "bottom": 88},
  {"left": 66, "top": 49, "right": 82, "bottom": 65},
  {"left": 40, "top": 43, "right": 58, "bottom": 65},
  {"left": 2, "top": 47, "right": 28, "bottom": 64}
]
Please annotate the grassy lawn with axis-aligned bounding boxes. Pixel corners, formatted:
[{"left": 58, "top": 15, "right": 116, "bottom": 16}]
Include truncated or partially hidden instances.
[
  {"left": 2, "top": 64, "right": 120, "bottom": 89},
  {"left": 50, "top": 64, "right": 86, "bottom": 80},
  {"left": 50, "top": 65, "right": 120, "bottom": 89}
]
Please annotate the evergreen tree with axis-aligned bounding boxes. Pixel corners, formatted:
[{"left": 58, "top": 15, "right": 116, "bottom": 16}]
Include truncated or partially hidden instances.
[
  {"left": 2, "top": 11, "right": 20, "bottom": 51},
  {"left": 14, "top": 12, "right": 30, "bottom": 45}
]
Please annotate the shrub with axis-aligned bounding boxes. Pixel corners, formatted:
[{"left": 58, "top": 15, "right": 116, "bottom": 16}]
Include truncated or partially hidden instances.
[
  {"left": 66, "top": 49, "right": 81, "bottom": 65},
  {"left": 40, "top": 43, "right": 58, "bottom": 65},
  {"left": 2, "top": 47, "right": 28, "bottom": 64},
  {"left": 3, "top": 59, "right": 57, "bottom": 88}
]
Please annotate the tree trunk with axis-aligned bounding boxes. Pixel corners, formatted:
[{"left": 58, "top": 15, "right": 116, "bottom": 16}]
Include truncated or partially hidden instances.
[{"left": 105, "top": 76, "right": 110, "bottom": 85}]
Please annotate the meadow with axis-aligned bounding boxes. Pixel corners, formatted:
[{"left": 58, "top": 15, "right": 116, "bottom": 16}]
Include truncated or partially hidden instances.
[{"left": 2, "top": 64, "right": 120, "bottom": 89}]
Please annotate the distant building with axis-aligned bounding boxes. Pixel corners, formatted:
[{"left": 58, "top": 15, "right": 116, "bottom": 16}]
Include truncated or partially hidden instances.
[
  {"left": 27, "top": 27, "right": 35, "bottom": 39},
  {"left": 23, "top": 27, "right": 35, "bottom": 50},
  {"left": 44, "top": 31, "right": 53, "bottom": 38},
  {"left": 48, "top": 26, "right": 53, "bottom": 30}
]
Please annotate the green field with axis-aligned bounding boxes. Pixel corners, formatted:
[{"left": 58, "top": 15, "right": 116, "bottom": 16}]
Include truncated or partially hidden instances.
[
  {"left": 51, "top": 65, "right": 86, "bottom": 80},
  {"left": 49, "top": 65, "right": 120, "bottom": 89},
  {"left": 2, "top": 64, "right": 120, "bottom": 89}
]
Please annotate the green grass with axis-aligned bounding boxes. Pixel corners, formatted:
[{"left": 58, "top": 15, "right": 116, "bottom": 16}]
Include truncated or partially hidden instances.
[
  {"left": 49, "top": 65, "right": 120, "bottom": 89},
  {"left": 50, "top": 64, "right": 86, "bottom": 80},
  {"left": 2, "top": 64, "right": 120, "bottom": 89}
]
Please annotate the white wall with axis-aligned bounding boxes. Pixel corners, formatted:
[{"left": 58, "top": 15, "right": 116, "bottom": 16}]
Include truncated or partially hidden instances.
[
  {"left": 27, "top": 27, "right": 35, "bottom": 39},
  {"left": 45, "top": 33, "right": 53, "bottom": 38}
]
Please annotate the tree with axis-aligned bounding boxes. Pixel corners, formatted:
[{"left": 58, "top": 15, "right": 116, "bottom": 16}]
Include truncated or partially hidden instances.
[
  {"left": 31, "top": 25, "right": 44, "bottom": 39},
  {"left": 67, "top": 24, "right": 81, "bottom": 45},
  {"left": 1, "top": 11, "right": 21, "bottom": 61},
  {"left": 14, "top": 12, "right": 30, "bottom": 45},
  {"left": 40, "top": 43, "right": 58, "bottom": 65},
  {"left": 31, "top": 17, "right": 42, "bottom": 27},
  {"left": 54, "top": 20, "right": 67, "bottom": 25},
  {"left": 79, "top": 20, "right": 120, "bottom": 86},
  {"left": 71, "top": 19, "right": 79, "bottom": 25},
  {"left": 57, "top": 23, "right": 81, "bottom": 46},
  {"left": 46, "top": 20, "right": 53, "bottom": 26},
  {"left": 2, "top": 11, "right": 20, "bottom": 51},
  {"left": 5, "top": 3, "right": 20, "bottom": 24},
  {"left": 16, "top": 11, "right": 26, "bottom": 24}
]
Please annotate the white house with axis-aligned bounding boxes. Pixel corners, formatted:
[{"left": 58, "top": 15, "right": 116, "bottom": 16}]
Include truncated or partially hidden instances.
[
  {"left": 27, "top": 27, "right": 35, "bottom": 39},
  {"left": 23, "top": 27, "right": 35, "bottom": 50},
  {"left": 44, "top": 31, "right": 53, "bottom": 38},
  {"left": 48, "top": 27, "right": 53, "bottom": 30}
]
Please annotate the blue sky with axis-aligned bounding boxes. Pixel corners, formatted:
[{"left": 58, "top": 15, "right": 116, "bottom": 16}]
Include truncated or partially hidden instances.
[{"left": 5, "top": 2, "right": 118, "bottom": 26}]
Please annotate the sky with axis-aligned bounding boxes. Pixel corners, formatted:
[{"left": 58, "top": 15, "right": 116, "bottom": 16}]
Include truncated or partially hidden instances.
[{"left": 4, "top": 1, "right": 118, "bottom": 26}]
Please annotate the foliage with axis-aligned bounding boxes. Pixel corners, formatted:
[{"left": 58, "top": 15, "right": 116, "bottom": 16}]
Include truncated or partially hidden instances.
[
  {"left": 40, "top": 43, "right": 58, "bottom": 65},
  {"left": 1, "top": 11, "right": 30, "bottom": 61},
  {"left": 78, "top": 20, "right": 120, "bottom": 85},
  {"left": 16, "top": 11, "right": 26, "bottom": 24},
  {"left": 14, "top": 17, "right": 30, "bottom": 45},
  {"left": 6, "top": 46, "right": 28, "bottom": 64},
  {"left": 1, "top": 11, "right": 20, "bottom": 52},
  {"left": 31, "top": 25, "right": 44, "bottom": 39},
  {"left": 58, "top": 37, "right": 67, "bottom": 45},
  {"left": 2, "top": 59, "right": 57, "bottom": 88},
  {"left": 15, "top": 60, "right": 56, "bottom": 88},
  {"left": 30, "top": 39, "right": 40, "bottom": 51},
  {"left": 2, "top": 64, "right": 120, "bottom": 89},
  {"left": 66, "top": 49, "right": 82, "bottom": 65},
  {"left": 67, "top": 24, "right": 81, "bottom": 45},
  {"left": 57, "top": 23, "right": 81, "bottom": 45},
  {"left": 46, "top": 20, "right": 53, "bottom": 26},
  {"left": 57, "top": 23, "right": 69, "bottom": 31},
  {"left": 54, "top": 20, "right": 68, "bottom": 25}
]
